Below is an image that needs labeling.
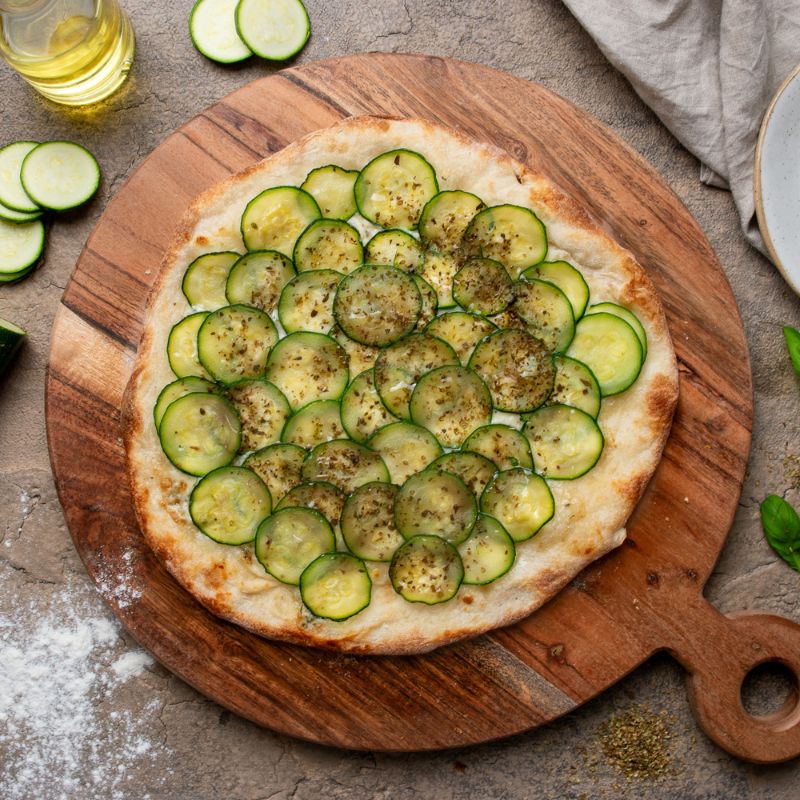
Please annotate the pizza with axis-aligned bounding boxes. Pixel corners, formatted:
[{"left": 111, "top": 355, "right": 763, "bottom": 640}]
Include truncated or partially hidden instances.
[{"left": 123, "top": 116, "right": 679, "bottom": 654}]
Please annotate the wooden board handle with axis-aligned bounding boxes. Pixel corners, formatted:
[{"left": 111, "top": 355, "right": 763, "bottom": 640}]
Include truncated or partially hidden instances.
[{"left": 666, "top": 600, "right": 800, "bottom": 763}]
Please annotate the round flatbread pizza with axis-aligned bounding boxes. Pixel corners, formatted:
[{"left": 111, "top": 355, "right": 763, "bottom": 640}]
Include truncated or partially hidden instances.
[{"left": 123, "top": 116, "right": 679, "bottom": 654}]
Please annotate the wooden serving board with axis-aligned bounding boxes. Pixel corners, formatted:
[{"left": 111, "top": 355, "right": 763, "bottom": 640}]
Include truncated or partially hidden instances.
[{"left": 46, "top": 53, "right": 800, "bottom": 762}]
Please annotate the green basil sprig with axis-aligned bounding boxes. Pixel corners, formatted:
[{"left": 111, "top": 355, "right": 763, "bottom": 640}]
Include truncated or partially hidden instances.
[
  {"left": 760, "top": 494, "right": 800, "bottom": 572},
  {"left": 785, "top": 326, "right": 800, "bottom": 377}
]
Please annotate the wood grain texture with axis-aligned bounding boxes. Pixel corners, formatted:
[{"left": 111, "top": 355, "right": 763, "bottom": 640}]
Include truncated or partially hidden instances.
[{"left": 44, "top": 53, "right": 800, "bottom": 760}]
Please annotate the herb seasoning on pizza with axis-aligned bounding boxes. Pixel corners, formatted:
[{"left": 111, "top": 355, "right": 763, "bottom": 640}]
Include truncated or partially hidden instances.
[{"left": 125, "top": 117, "right": 678, "bottom": 654}]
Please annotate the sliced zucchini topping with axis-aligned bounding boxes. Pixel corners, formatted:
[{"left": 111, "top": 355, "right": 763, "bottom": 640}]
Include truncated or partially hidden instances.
[
  {"left": 409, "top": 365, "right": 492, "bottom": 448},
  {"left": 225, "top": 378, "right": 290, "bottom": 452},
  {"left": 523, "top": 260, "right": 590, "bottom": 320},
  {"left": 275, "top": 480, "right": 346, "bottom": 536},
  {"left": 424, "top": 311, "right": 496, "bottom": 365},
  {"left": 265, "top": 331, "right": 349, "bottom": 409},
  {"left": 255, "top": 507, "right": 335, "bottom": 585},
  {"left": 566, "top": 312, "right": 643, "bottom": 396},
  {"left": 418, "top": 190, "right": 485, "bottom": 253},
  {"left": 480, "top": 468, "right": 554, "bottom": 542},
  {"left": 300, "top": 165, "right": 358, "bottom": 220},
  {"left": 364, "top": 229, "right": 424, "bottom": 272},
  {"left": 225, "top": 250, "right": 295, "bottom": 312},
  {"left": 547, "top": 355, "right": 601, "bottom": 418},
  {"left": 368, "top": 421, "right": 443, "bottom": 485},
  {"left": 413, "top": 275, "right": 438, "bottom": 329},
  {"left": 301, "top": 439, "right": 389, "bottom": 494},
  {"left": 189, "top": 466, "right": 271, "bottom": 545},
  {"left": 468, "top": 329, "right": 555, "bottom": 412},
  {"left": 159, "top": 393, "right": 241, "bottom": 476},
  {"left": 428, "top": 451, "right": 498, "bottom": 498},
  {"left": 197, "top": 304, "right": 277, "bottom": 384},
  {"left": 328, "top": 324, "right": 380, "bottom": 377},
  {"left": 154, "top": 377, "right": 217, "bottom": 430},
  {"left": 234, "top": 0, "right": 311, "bottom": 61},
  {"left": 340, "top": 369, "right": 397, "bottom": 443},
  {"left": 182, "top": 251, "right": 240, "bottom": 310},
  {"left": 395, "top": 470, "right": 477, "bottom": 544},
  {"left": 452, "top": 257, "right": 513, "bottom": 316},
  {"left": 354, "top": 149, "right": 438, "bottom": 229},
  {"left": 462, "top": 424, "right": 533, "bottom": 470},
  {"left": 523, "top": 404, "right": 604, "bottom": 479},
  {"left": 586, "top": 302, "right": 648, "bottom": 358},
  {"left": 244, "top": 442, "right": 305, "bottom": 503},
  {"left": 389, "top": 535, "right": 464, "bottom": 605},
  {"left": 458, "top": 514, "right": 516, "bottom": 585},
  {"left": 278, "top": 269, "right": 342, "bottom": 334},
  {"left": 419, "top": 247, "right": 460, "bottom": 308},
  {"left": 341, "top": 481, "right": 403, "bottom": 562},
  {"left": 167, "top": 312, "right": 211, "bottom": 379},
  {"left": 373, "top": 333, "right": 459, "bottom": 419},
  {"left": 293, "top": 218, "right": 363, "bottom": 274},
  {"left": 333, "top": 264, "right": 421, "bottom": 347},
  {"left": 282, "top": 399, "right": 345, "bottom": 449},
  {"left": 512, "top": 278, "right": 575, "bottom": 352},
  {"left": 300, "top": 553, "right": 371, "bottom": 621},
  {"left": 241, "top": 186, "right": 320, "bottom": 255}
]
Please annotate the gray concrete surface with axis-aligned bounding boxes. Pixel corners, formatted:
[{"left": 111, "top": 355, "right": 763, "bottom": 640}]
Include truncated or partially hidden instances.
[{"left": 1, "top": 1, "right": 800, "bottom": 798}]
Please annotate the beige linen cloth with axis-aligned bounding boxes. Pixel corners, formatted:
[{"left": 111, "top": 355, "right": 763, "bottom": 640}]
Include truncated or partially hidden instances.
[{"left": 563, "top": 0, "right": 800, "bottom": 257}]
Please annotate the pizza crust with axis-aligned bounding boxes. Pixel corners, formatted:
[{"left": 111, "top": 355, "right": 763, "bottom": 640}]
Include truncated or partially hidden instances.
[{"left": 123, "top": 116, "right": 679, "bottom": 655}]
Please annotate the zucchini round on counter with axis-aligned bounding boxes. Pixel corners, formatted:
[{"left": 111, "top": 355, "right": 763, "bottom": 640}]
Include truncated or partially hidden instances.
[
  {"left": 277, "top": 268, "right": 342, "bottom": 334},
  {"left": 0, "top": 200, "right": 41, "bottom": 224},
  {"left": 389, "top": 535, "right": 464, "bottom": 605},
  {"left": 452, "top": 257, "right": 513, "bottom": 316},
  {"left": 367, "top": 421, "right": 442, "bottom": 484},
  {"left": 225, "top": 250, "right": 295, "bottom": 312},
  {"left": 424, "top": 311, "right": 496, "bottom": 365},
  {"left": 328, "top": 324, "right": 380, "bottom": 376},
  {"left": 167, "top": 312, "right": 212, "bottom": 379},
  {"left": 21, "top": 141, "right": 100, "bottom": 211},
  {"left": 282, "top": 399, "right": 345, "bottom": 448},
  {"left": 300, "top": 165, "right": 358, "bottom": 221},
  {"left": 0, "top": 317, "right": 26, "bottom": 378},
  {"left": 301, "top": 439, "right": 389, "bottom": 493},
  {"left": 189, "top": 466, "right": 271, "bottom": 545},
  {"left": 189, "top": 0, "right": 252, "bottom": 63},
  {"left": 275, "top": 480, "right": 346, "bottom": 535},
  {"left": 235, "top": 0, "right": 311, "bottom": 61},
  {"left": 341, "top": 481, "right": 404, "bottom": 562},
  {"left": 547, "top": 355, "right": 601, "bottom": 418},
  {"left": 364, "top": 229, "right": 424, "bottom": 272},
  {"left": 458, "top": 514, "right": 516, "bottom": 585},
  {"left": 480, "top": 468, "right": 554, "bottom": 542},
  {"left": 293, "top": 218, "right": 363, "bottom": 274},
  {"left": 300, "top": 553, "right": 371, "bottom": 621},
  {"left": 512, "top": 278, "right": 575, "bottom": 353},
  {"left": 585, "top": 302, "right": 648, "bottom": 358},
  {"left": 241, "top": 186, "right": 320, "bottom": 255},
  {"left": 182, "top": 251, "right": 240, "bottom": 310},
  {"left": 419, "top": 247, "right": 460, "bottom": 308},
  {"left": 340, "top": 369, "right": 397, "bottom": 443},
  {"left": 462, "top": 423, "right": 533, "bottom": 470},
  {"left": 0, "top": 142, "right": 39, "bottom": 213},
  {"left": 154, "top": 377, "right": 218, "bottom": 430},
  {"left": 428, "top": 451, "right": 498, "bottom": 498},
  {"left": 0, "top": 218, "right": 45, "bottom": 278},
  {"left": 225, "top": 378, "right": 290, "bottom": 452},
  {"left": 418, "top": 190, "right": 485, "bottom": 253},
  {"left": 354, "top": 149, "right": 438, "bottom": 229},
  {"left": 523, "top": 260, "right": 590, "bottom": 320},
  {"left": 244, "top": 442, "right": 305, "bottom": 503}
]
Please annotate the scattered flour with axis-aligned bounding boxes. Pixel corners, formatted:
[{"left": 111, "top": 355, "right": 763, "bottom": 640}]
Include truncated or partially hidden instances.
[{"left": 95, "top": 548, "right": 144, "bottom": 610}]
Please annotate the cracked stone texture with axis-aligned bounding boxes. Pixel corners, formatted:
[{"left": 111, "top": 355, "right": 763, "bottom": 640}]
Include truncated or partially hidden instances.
[{"left": 1, "top": 1, "right": 800, "bottom": 798}]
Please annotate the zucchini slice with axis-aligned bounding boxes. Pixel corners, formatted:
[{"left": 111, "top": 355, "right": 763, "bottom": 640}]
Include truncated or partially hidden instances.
[
  {"left": 452, "top": 257, "right": 513, "bottom": 316},
  {"left": 0, "top": 316, "right": 26, "bottom": 378},
  {"left": 300, "top": 165, "right": 358, "bottom": 221},
  {"left": 373, "top": 333, "right": 459, "bottom": 419},
  {"left": 512, "top": 278, "right": 575, "bottom": 353},
  {"left": 225, "top": 250, "right": 295, "bottom": 312},
  {"left": 0, "top": 199, "right": 41, "bottom": 224},
  {"left": 235, "top": 0, "right": 311, "bottom": 61},
  {"left": 462, "top": 423, "right": 533, "bottom": 470},
  {"left": 566, "top": 312, "right": 643, "bottom": 396},
  {"left": 282, "top": 399, "right": 345, "bottom": 448},
  {"left": 182, "top": 251, "right": 240, "bottom": 310},
  {"left": 241, "top": 186, "right": 320, "bottom": 255},
  {"left": 154, "top": 376, "right": 217, "bottom": 430},
  {"left": 458, "top": 514, "right": 516, "bottom": 585},
  {"left": 158, "top": 392, "right": 240, "bottom": 476},
  {"left": 395, "top": 470, "right": 477, "bottom": 544},
  {"left": 300, "top": 553, "right": 371, "bottom": 621},
  {"left": 413, "top": 275, "right": 438, "bottom": 329},
  {"left": 419, "top": 247, "right": 460, "bottom": 308},
  {"left": 547, "top": 355, "right": 601, "bottom": 418},
  {"left": 255, "top": 507, "right": 335, "bottom": 586},
  {"left": 189, "top": 466, "right": 271, "bottom": 545},
  {"left": 523, "top": 260, "right": 590, "bottom": 320},
  {"left": 167, "top": 312, "right": 212, "bottom": 379},
  {"left": 301, "top": 439, "right": 389, "bottom": 494},
  {"left": 428, "top": 451, "right": 498, "bottom": 498},
  {"left": 244, "top": 442, "right": 305, "bottom": 504},
  {"left": 424, "top": 311, "right": 496, "bottom": 365},
  {"left": 355, "top": 149, "right": 438, "bottom": 229},
  {"left": 275, "top": 480, "right": 346, "bottom": 537},
  {"left": 0, "top": 218, "right": 45, "bottom": 277},
  {"left": 20, "top": 141, "right": 100, "bottom": 211},
  {"left": 341, "top": 482, "right": 404, "bottom": 562},
  {"left": 225, "top": 378, "right": 290, "bottom": 452},
  {"left": 586, "top": 302, "right": 648, "bottom": 358},
  {"left": 409, "top": 365, "right": 492, "bottom": 448},
  {"left": 367, "top": 421, "right": 443, "bottom": 484},
  {"left": 278, "top": 269, "right": 342, "bottom": 334},
  {"left": 265, "top": 331, "right": 349, "bottom": 409},
  {"left": 389, "top": 535, "right": 464, "bottom": 605},
  {"left": 328, "top": 324, "right": 380, "bottom": 376},
  {"left": 197, "top": 304, "right": 277, "bottom": 384},
  {"left": 293, "top": 218, "right": 363, "bottom": 275},
  {"left": 468, "top": 329, "right": 555, "bottom": 413},
  {"left": 523, "top": 404, "right": 604, "bottom": 479},
  {"left": 364, "top": 229, "right": 424, "bottom": 272},
  {"left": 480, "top": 468, "right": 554, "bottom": 542},
  {"left": 189, "top": 0, "right": 252, "bottom": 63},
  {"left": 332, "top": 264, "right": 421, "bottom": 347},
  {"left": 463, "top": 205, "right": 547, "bottom": 278},
  {"left": 340, "top": 369, "right": 397, "bottom": 444},
  {"left": 418, "top": 190, "right": 485, "bottom": 253},
  {"left": 0, "top": 142, "right": 39, "bottom": 213},
  {"left": 488, "top": 309, "right": 526, "bottom": 331}
]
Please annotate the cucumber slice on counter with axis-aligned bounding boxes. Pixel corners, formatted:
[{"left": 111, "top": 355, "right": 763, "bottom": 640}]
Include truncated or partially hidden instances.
[
  {"left": 424, "top": 311, "right": 496, "bottom": 365},
  {"left": 0, "top": 218, "right": 45, "bottom": 277},
  {"left": 452, "top": 257, "right": 513, "bottom": 316},
  {"left": 300, "top": 165, "right": 358, "bottom": 221},
  {"left": 21, "top": 142, "right": 100, "bottom": 211},
  {"left": 340, "top": 369, "right": 397, "bottom": 444},
  {"left": 585, "top": 302, "right": 648, "bottom": 358},
  {"left": 182, "top": 251, "right": 240, "bottom": 310},
  {"left": 301, "top": 439, "right": 389, "bottom": 494},
  {"left": 0, "top": 199, "right": 41, "bottom": 224},
  {"left": 418, "top": 190, "right": 485, "bottom": 253},
  {"left": 428, "top": 451, "right": 498, "bottom": 498},
  {"left": 419, "top": 247, "right": 459, "bottom": 308},
  {"left": 390, "top": 535, "right": 464, "bottom": 605},
  {"left": 0, "top": 317, "right": 26, "bottom": 378},
  {"left": 523, "top": 260, "right": 590, "bottom": 320},
  {"left": 241, "top": 186, "right": 320, "bottom": 255},
  {"left": 412, "top": 275, "right": 438, "bottom": 329},
  {"left": 167, "top": 312, "right": 212, "bottom": 379},
  {"left": 458, "top": 514, "right": 516, "bottom": 586},
  {"left": 225, "top": 378, "right": 290, "bottom": 452},
  {"left": 293, "top": 218, "right": 363, "bottom": 274},
  {"left": 546, "top": 355, "right": 601, "bottom": 418},
  {"left": 244, "top": 442, "right": 305, "bottom": 503},
  {"left": 189, "top": 466, "right": 271, "bottom": 545},
  {"left": 480, "top": 468, "right": 554, "bottom": 542},
  {"left": 154, "top": 376, "right": 217, "bottom": 430},
  {"left": 225, "top": 250, "right": 295, "bottom": 313},
  {"left": 300, "top": 553, "right": 371, "bottom": 620},
  {"left": 235, "top": 0, "right": 311, "bottom": 61},
  {"left": 512, "top": 277, "right": 575, "bottom": 353},
  {"left": 364, "top": 229, "right": 424, "bottom": 272},
  {"left": 341, "top": 482, "right": 404, "bottom": 562},
  {"left": 328, "top": 323, "right": 380, "bottom": 377},
  {"left": 0, "top": 141, "right": 39, "bottom": 213},
  {"left": 275, "top": 480, "right": 345, "bottom": 537},
  {"left": 282, "top": 399, "right": 345, "bottom": 448},
  {"left": 278, "top": 269, "right": 342, "bottom": 334},
  {"left": 367, "top": 420, "right": 442, "bottom": 485},
  {"left": 462, "top": 423, "right": 533, "bottom": 470},
  {"left": 189, "top": 0, "right": 252, "bottom": 63}
]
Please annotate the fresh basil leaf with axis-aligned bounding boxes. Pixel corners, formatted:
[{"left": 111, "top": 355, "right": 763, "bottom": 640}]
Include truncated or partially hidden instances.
[
  {"left": 760, "top": 494, "right": 800, "bottom": 572},
  {"left": 784, "top": 326, "right": 800, "bottom": 377}
]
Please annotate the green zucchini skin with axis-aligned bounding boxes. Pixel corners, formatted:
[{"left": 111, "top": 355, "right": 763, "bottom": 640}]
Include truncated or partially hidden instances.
[{"left": 0, "top": 316, "right": 26, "bottom": 378}]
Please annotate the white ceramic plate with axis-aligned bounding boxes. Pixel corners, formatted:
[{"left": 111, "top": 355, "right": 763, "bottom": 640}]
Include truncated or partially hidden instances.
[{"left": 755, "top": 63, "right": 800, "bottom": 296}]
